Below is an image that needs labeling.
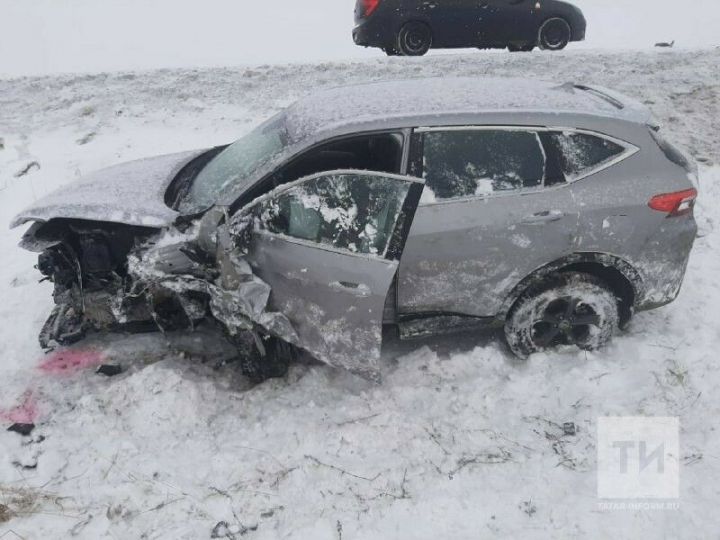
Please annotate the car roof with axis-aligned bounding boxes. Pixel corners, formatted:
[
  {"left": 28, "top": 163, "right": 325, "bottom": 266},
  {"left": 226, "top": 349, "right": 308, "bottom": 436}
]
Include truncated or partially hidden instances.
[{"left": 283, "top": 77, "right": 654, "bottom": 142}]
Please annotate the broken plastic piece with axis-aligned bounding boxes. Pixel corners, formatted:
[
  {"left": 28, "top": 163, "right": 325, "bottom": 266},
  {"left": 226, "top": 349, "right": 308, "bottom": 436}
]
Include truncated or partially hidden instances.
[
  {"left": 96, "top": 364, "right": 124, "bottom": 377},
  {"left": 7, "top": 423, "right": 35, "bottom": 436}
]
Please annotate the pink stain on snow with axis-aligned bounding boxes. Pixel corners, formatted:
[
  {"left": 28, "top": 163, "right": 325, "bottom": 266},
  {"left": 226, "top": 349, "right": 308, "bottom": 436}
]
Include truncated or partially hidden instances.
[
  {"left": 0, "top": 391, "right": 39, "bottom": 424},
  {"left": 38, "top": 348, "right": 105, "bottom": 375}
]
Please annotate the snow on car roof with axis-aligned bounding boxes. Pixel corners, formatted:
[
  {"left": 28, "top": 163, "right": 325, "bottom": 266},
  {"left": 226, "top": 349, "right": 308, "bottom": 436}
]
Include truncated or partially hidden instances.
[{"left": 284, "top": 77, "right": 652, "bottom": 141}]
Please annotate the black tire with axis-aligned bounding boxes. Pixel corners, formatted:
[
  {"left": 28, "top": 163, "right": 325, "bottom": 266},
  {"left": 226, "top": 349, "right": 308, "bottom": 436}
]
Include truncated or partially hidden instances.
[
  {"left": 238, "top": 334, "right": 294, "bottom": 384},
  {"left": 538, "top": 18, "right": 571, "bottom": 51},
  {"left": 505, "top": 272, "right": 619, "bottom": 358},
  {"left": 508, "top": 43, "right": 535, "bottom": 52},
  {"left": 397, "top": 22, "right": 432, "bottom": 56}
]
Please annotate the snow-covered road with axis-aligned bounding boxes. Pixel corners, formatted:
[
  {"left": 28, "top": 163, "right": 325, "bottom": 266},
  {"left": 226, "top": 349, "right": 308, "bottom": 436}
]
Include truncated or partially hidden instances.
[{"left": 1, "top": 49, "right": 719, "bottom": 538}]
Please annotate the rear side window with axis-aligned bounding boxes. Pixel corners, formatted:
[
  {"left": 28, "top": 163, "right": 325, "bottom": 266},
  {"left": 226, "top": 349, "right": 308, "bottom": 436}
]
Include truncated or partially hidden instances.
[
  {"left": 422, "top": 130, "right": 545, "bottom": 201},
  {"left": 545, "top": 131, "right": 626, "bottom": 180}
]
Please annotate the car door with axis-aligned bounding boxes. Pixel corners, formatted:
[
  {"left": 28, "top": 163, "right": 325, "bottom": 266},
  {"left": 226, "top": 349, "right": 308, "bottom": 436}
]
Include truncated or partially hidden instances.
[
  {"left": 475, "top": 0, "right": 506, "bottom": 44},
  {"left": 422, "top": 0, "right": 476, "bottom": 46},
  {"left": 398, "top": 127, "right": 579, "bottom": 318},
  {"left": 489, "top": 0, "right": 541, "bottom": 43},
  {"left": 238, "top": 170, "right": 424, "bottom": 379}
]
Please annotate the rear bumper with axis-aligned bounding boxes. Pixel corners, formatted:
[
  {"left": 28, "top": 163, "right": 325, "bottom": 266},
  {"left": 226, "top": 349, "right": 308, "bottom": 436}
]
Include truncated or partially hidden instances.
[
  {"left": 634, "top": 215, "right": 697, "bottom": 311},
  {"left": 353, "top": 17, "right": 390, "bottom": 48}
]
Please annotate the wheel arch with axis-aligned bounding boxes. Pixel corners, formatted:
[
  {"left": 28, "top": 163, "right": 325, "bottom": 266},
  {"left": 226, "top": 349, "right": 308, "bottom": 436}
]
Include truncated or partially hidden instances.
[{"left": 500, "top": 253, "right": 645, "bottom": 326}]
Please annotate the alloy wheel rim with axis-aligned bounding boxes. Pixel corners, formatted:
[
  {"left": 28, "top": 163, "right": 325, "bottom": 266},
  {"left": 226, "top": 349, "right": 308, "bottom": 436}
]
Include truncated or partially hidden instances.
[
  {"left": 404, "top": 29, "right": 427, "bottom": 53},
  {"left": 531, "top": 296, "right": 601, "bottom": 348},
  {"left": 543, "top": 21, "right": 567, "bottom": 48}
]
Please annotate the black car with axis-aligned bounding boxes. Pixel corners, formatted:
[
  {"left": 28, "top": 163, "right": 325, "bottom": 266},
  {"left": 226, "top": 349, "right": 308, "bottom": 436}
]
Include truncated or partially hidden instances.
[{"left": 353, "top": 0, "right": 586, "bottom": 56}]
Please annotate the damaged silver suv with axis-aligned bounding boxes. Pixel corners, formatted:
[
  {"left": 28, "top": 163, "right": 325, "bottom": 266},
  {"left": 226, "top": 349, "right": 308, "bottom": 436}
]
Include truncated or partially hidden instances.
[{"left": 12, "top": 78, "right": 698, "bottom": 380}]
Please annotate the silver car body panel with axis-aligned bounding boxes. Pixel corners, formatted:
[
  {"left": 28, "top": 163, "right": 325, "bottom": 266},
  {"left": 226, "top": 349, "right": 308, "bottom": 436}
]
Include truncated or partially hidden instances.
[
  {"left": 398, "top": 125, "right": 643, "bottom": 317},
  {"left": 11, "top": 150, "right": 204, "bottom": 229},
  {"left": 399, "top": 117, "right": 696, "bottom": 317}
]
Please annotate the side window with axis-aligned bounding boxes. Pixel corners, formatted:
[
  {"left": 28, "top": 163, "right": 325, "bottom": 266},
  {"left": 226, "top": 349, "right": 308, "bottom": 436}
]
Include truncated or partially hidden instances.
[
  {"left": 545, "top": 131, "right": 626, "bottom": 181},
  {"left": 255, "top": 173, "right": 411, "bottom": 256},
  {"left": 271, "top": 133, "right": 404, "bottom": 187},
  {"left": 421, "top": 130, "right": 545, "bottom": 201}
]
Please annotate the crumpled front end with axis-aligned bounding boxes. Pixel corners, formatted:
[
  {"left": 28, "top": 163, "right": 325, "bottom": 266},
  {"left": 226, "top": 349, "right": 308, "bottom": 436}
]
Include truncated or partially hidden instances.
[
  {"left": 120, "top": 217, "right": 300, "bottom": 350},
  {"left": 28, "top": 213, "right": 302, "bottom": 382},
  {"left": 22, "top": 220, "right": 158, "bottom": 349}
]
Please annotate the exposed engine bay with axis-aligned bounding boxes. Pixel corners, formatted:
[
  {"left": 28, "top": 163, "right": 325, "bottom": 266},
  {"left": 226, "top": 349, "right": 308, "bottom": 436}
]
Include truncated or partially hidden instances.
[{"left": 22, "top": 213, "right": 300, "bottom": 382}]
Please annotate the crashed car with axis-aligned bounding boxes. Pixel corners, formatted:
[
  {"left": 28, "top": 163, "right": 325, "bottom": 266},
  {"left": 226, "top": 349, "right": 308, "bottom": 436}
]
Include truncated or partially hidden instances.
[{"left": 13, "top": 78, "right": 698, "bottom": 381}]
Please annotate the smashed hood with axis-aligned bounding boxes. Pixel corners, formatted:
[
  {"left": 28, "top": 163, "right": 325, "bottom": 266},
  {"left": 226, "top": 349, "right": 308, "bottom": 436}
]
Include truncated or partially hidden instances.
[{"left": 11, "top": 150, "right": 207, "bottom": 229}]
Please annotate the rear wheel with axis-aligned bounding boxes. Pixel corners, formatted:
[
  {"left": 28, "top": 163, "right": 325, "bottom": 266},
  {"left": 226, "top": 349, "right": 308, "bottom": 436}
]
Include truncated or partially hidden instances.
[
  {"left": 505, "top": 273, "right": 619, "bottom": 358},
  {"left": 538, "top": 18, "right": 571, "bottom": 51},
  {"left": 397, "top": 22, "right": 432, "bottom": 56}
]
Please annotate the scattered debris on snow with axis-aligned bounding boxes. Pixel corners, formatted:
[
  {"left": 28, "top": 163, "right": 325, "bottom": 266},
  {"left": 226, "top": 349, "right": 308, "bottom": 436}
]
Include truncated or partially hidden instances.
[
  {"left": 6, "top": 423, "right": 35, "bottom": 436},
  {"left": 96, "top": 364, "right": 123, "bottom": 377},
  {"left": 13, "top": 161, "right": 40, "bottom": 178}
]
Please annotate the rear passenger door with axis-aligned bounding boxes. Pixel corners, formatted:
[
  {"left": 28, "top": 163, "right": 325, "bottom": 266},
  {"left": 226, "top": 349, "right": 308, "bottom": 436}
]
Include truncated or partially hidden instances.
[
  {"left": 397, "top": 127, "right": 579, "bottom": 318},
  {"left": 424, "top": 0, "right": 477, "bottom": 46},
  {"left": 490, "top": 0, "right": 542, "bottom": 43}
]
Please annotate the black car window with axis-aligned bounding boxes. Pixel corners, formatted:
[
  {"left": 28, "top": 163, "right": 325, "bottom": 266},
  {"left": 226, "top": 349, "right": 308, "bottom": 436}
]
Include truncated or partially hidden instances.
[
  {"left": 421, "top": 129, "right": 545, "bottom": 201},
  {"left": 545, "top": 131, "right": 626, "bottom": 180},
  {"left": 255, "top": 173, "right": 410, "bottom": 256},
  {"left": 272, "top": 133, "right": 405, "bottom": 187}
]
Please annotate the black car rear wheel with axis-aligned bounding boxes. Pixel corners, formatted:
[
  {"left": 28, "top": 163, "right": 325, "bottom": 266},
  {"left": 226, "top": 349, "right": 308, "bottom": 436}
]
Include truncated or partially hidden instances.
[
  {"left": 538, "top": 18, "right": 571, "bottom": 50},
  {"left": 397, "top": 22, "right": 432, "bottom": 56}
]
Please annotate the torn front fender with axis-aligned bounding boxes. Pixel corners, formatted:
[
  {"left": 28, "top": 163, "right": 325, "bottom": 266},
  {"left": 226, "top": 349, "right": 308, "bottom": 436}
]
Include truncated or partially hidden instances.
[{"left": 122, "top": 218, "right": 300, "bottom": 352}]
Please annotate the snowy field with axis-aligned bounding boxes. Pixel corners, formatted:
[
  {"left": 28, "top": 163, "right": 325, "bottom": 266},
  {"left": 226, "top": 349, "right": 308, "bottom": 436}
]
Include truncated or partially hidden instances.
[
  {"left": 1, "top": 0, "right": 719, "bottom": 77},
  {"left": 1, "top": 49, "right": 719, "bottom": 538}
]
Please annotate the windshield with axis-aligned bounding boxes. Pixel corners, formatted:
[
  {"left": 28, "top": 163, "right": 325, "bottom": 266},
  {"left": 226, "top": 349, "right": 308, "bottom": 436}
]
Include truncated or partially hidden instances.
[{"left": 178, "top": 114, "right": 290, "bottom": 213}]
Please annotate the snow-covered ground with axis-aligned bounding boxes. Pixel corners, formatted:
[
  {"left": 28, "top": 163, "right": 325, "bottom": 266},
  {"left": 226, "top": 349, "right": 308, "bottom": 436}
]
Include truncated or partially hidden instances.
[
  {"left": 1, "top": 49, "right": 719, "bottom": 538},
  {"left": 2, "top": 0, "right": 720, "bottom": 77}
]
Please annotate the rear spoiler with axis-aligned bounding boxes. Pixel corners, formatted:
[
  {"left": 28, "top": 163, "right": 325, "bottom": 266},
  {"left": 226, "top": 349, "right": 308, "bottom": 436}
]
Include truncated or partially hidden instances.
[
  {"left": 572, "top": 84, "right": 625, "bottom": 109},
  {"left": 558, "top": 82, "right": 659, "bottom": 129},
  {"left": 557, "top": 82, "right": 626, "bottom": 109}
]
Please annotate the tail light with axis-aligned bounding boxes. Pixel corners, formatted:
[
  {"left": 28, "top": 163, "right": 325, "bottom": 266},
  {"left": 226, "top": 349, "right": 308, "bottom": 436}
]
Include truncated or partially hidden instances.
[
  {"left": 360, "top": 0, "right": 381, "bottom": 17},
  {"left": 648, "top": 188, "right": 697, "bottom": 217}
]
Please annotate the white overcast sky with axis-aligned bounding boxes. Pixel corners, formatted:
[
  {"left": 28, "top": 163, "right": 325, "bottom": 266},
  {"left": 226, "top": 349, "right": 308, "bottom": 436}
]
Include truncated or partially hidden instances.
[{"left": 1, "top": 0, "right": 719, "bottom": 77}]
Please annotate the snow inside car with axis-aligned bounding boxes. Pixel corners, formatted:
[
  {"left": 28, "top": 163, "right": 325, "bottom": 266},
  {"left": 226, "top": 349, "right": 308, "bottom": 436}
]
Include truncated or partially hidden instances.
[{"left": 12, "top": 78, "right": 698, "bottom": 381}]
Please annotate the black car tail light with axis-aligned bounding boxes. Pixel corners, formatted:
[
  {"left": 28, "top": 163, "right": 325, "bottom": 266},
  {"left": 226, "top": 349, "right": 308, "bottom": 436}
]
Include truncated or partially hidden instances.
[{"left": 360, "top": 0, "right": 381, "bottom": 17}]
